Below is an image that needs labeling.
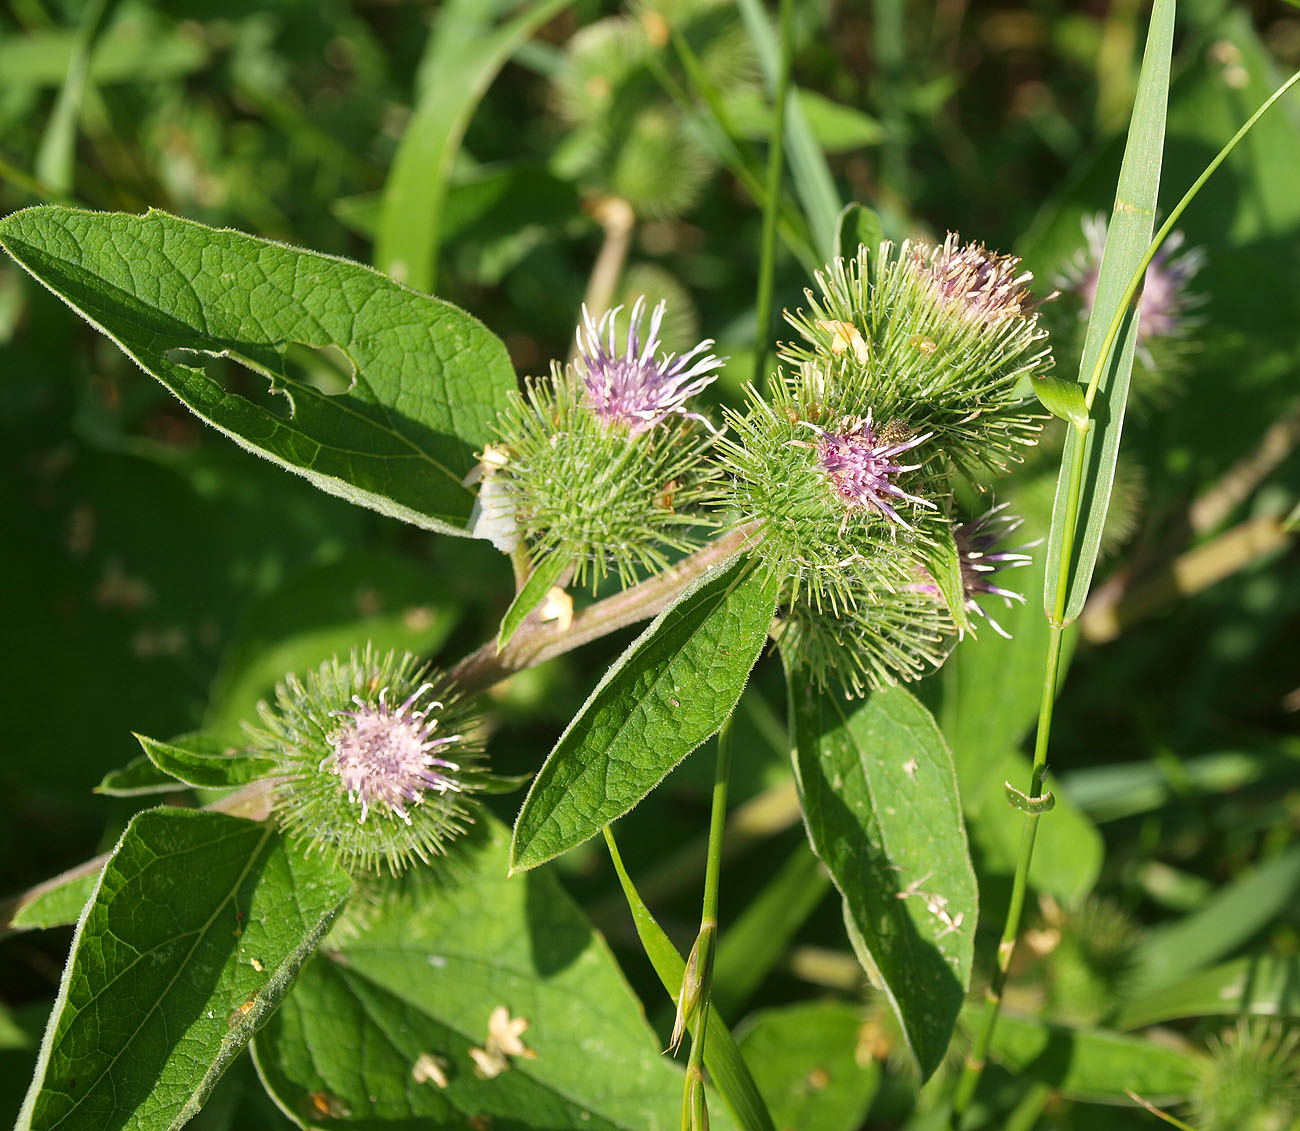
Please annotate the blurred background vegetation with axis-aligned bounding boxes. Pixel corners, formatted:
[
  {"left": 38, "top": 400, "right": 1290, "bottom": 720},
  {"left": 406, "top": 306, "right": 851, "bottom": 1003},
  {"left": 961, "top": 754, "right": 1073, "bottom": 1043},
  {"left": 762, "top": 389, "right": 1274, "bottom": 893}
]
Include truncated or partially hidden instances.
[{"left": 2, "top": 1, "right": 1299, "bottom": 1127}]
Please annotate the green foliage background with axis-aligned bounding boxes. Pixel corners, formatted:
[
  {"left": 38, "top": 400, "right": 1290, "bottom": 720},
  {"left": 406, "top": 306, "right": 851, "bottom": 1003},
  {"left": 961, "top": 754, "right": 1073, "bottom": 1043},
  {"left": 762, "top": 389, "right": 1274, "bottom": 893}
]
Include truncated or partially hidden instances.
[{"left": 2, "top": 1, "right": 1299, "bottom": 1128}]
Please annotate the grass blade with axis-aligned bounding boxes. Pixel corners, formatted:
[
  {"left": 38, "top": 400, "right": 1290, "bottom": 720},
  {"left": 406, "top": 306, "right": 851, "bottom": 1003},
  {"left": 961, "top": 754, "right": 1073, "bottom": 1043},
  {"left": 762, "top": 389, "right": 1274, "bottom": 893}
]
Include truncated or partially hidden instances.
[
  {"left": 735, "top": 0, "right": 841, "bottom": 260},
  {"left": 373, "top": 0, "right": 568, "bottom": 294},
  {"left": 1043, "top": 0, "right": 1173, "bottom": 623}
]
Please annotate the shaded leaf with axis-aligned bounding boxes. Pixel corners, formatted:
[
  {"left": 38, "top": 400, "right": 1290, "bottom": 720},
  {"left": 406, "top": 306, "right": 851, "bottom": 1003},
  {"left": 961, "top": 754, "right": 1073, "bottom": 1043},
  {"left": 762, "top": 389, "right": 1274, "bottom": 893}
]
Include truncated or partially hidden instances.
[
  {"left": 979, "top": 1009, "right": 1202, "bottom": 1103},
  {"left": 498, "top": 552, "right": 568, "bottom": 652},
  {"left": 0, "top": 206, "right": 516, "bottom": 536},
  {"left": 1117, "top": 953, "right": 1300, "bottom": 1031},
  {"left": 789, "top": 676, "right": 976, "bottom": 1080},
  {"left": 252, "top": 819, "right": 713, "bottom": 1131},
  {"left": 737, "top": 1002, "right": 879, "bottom": 1131},
  {"left": 511, "top": 555, "right": 780, "bottom": 871},
  {"left": 17, "top": 809, "right": 350, "bottom": 1131},
  {"left": 1129, "top": 843, "right": 1300, "bottom": 998},
  {"left": 134, "top": 732, "right": 274, "bottom": 790},
  {"left": 373, "top": 0, "right": 570, "bottom": 294},
  {"left": 835, "top": 202, "right": 885, "bottom": 264}
]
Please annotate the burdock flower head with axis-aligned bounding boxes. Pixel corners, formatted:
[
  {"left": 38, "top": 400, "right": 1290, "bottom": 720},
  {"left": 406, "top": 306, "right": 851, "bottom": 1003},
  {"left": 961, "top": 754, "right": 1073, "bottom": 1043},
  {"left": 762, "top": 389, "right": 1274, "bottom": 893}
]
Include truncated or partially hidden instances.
[
  {"left": 576, "top": 296, "right": 724, "bottom": 432},
  {"left": 916, "top": 503, "right": 1037, "bottom": 638},
  {"left": 913, "top": 232, "right": 1037, "bottom": 325},
  {"left": 808, "top": 410, "right": 935, "bottom": 530},
  {"left": 251, "top": 646, "right": 483, "bottom": 875},
  {"left": 722, "top": 234, "right": 1050, "bottom": 694},
  {"left": 1058, "top": 214, "right": 1204, "bottom": 355},
  {"left": 491, "top": 296, "right": 723, "bottom": 590}
]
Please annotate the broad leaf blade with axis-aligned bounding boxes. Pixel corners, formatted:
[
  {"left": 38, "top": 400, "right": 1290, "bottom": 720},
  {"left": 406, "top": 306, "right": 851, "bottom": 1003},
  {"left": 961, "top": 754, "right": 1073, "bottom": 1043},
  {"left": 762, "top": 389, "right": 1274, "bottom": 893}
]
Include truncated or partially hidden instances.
[
  {"left": 510, "top": 555, "right": 780, "bottom": 871},
  {"left": 252, "top": 819, "right": 714, "bottom": 1131},
  {"left": 0, "top": 206, "right": 516, "bottom": 535},
  {"left": 978, "top": 1009, "right": 1201, "bottom": 1104},
  {"left": 789, "top": 676, "right": 976, "bottom": 1081},
  {"left": 134, "top": 732, "right": 274, "bottom": 789},
  {"left": 17, "top": 809, "right": 350, "bottom": 1131},
  {"left": 1044, "top": 0, "right": 1174, "bottom": 621}
]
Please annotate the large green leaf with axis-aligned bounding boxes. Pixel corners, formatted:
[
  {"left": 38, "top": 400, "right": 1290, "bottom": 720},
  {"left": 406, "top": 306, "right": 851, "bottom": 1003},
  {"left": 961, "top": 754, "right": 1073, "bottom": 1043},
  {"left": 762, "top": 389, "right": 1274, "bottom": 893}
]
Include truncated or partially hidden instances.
[
  {"left": 980, "top": 1010, "right": 1202, "bottom": 1104},
  {"left": 0, "top": 206, "right": 516, "bottom": 535},
  {"left": 510, "top": 555, "right": 780, "bottom": 871},
  {"left": 252, "top": 819, "right": 711, "bottom": 1131},
  {"left": 17, "top": 809, "right": 351, "bottom": 1131},
  {"left": 1044, "top": 0, "right": 1173, "bottom": 621},
  {"left": 736, "top": 1002, "right": 879, "bottom": 1131},
  {"left": 789, "top": 678, "right": 977, "bottom": 1081},
  {"left": 373, "top": 0, "right": 570, "bottom": 294},
  {"left": 1117, "top": 953, "right": 1300, "bottom": 1031}
]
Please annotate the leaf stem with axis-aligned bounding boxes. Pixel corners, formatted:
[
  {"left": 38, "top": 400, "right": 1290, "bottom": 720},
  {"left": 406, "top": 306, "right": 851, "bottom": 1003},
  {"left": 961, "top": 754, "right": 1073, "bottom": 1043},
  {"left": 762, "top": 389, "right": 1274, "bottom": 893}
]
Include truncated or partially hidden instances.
[
  {"left": 451, "top": 523, "right": 762, "bottom": 694},
  {"left": 753, "top": 0, "right": 794, "bottom": 391},
  {"left": 680, "top": 716, "right": 735, "bottom": 1127}
]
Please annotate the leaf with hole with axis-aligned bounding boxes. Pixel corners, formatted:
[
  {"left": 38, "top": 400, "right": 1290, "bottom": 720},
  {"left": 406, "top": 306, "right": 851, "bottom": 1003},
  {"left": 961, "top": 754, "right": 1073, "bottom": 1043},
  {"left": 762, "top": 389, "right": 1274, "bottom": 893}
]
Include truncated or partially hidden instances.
[{"left": 0, "top": 206, "right": 516, "bottom": 536}]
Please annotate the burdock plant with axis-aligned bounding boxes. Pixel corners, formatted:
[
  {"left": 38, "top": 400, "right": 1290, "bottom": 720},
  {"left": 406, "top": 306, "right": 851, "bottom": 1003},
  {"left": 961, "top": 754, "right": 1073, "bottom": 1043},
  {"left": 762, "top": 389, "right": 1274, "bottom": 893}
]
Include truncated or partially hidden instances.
[{"left": 721, "top": 237, "right": 1048, "bottom": 693}]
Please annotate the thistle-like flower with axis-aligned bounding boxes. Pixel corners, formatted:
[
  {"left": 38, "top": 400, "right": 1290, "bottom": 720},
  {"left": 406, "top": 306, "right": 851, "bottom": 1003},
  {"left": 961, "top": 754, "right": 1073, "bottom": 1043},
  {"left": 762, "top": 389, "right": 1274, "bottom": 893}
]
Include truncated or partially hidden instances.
[
  {"left": 913, "top": 232, "right": 1037, "bottom": 324},
  {"left": 250, "top": 647, "right": 483, "bottom": 874},
  {"left": 576, "top": 296, "right": 724, "bottom": 432},
  {"left": 492, "top": 296, "right": 722, "bottom": 589},
  {"left": 330, "top": 684, "right": 462, "bottom": 824},
  {"left": 916, "top": 503, "right": 1036, "bottom": 638},
  {"left": 1058, "top": 213, "right": 1204, "bottom": 354},
  {"left": 808, "top": 410, "right": 935, "bottom": 529}
]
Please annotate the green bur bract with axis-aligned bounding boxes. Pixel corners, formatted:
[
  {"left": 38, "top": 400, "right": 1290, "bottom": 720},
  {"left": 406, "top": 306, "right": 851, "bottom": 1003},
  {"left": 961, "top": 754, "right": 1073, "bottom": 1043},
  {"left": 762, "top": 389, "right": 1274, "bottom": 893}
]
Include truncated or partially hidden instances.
[
  {"left": 721, "top": 240, "right": 1049, "bottom": 694},
  {"left": 249, "top": 647, "right": 484, "bottom": 876},
  {"left": 495, "top": 364, "right": 719, "bottom": 587}
]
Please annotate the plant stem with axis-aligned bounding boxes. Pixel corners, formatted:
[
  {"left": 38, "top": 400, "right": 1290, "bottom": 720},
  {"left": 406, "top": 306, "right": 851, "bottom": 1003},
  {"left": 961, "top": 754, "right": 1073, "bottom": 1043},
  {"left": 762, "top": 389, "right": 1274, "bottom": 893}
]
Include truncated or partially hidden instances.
[
  {"left": 681, "top": 715, "right": 735, "bottom": 1129},
  {"left": 569, "top": 195, "right": 636, "bottom": 365},
  {"left": 451, "top": 523, "right": 761, "bottom": 694},
  {"left": 753, "top": 0, "right": 794, "bottom": 391},
  {"left": 951, "top": 70, "right": 1300, "bottom": 1125}
]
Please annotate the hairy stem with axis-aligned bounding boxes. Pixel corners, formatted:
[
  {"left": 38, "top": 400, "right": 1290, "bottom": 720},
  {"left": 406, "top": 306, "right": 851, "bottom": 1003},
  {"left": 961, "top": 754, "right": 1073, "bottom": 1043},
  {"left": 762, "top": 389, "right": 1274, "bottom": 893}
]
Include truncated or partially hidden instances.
[{"left": 451, "top": 523, "right": 761, "bottom": 695}]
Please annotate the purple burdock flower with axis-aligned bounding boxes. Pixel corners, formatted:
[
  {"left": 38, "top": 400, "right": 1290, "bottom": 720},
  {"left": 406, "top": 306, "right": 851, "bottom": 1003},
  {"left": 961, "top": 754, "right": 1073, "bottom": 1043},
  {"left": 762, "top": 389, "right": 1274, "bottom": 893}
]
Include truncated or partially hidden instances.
[
  {"left": 919, "top": 503, "right": 1036, "bottom": 638},
  {"left": 576, "top": 296, "right": 724, "bottom": 432},
  {"left": 915, "top": 232, "right": 1036, "bottom": 324},
  {"left": 1059, "top": 214, "right": 1204, "bottom": 353},
  {"left": 807, "top": 409, "right": 935, "bottom": 529},
  {"left": 328, "top": 684, "right": 462, "bottom": 824}
]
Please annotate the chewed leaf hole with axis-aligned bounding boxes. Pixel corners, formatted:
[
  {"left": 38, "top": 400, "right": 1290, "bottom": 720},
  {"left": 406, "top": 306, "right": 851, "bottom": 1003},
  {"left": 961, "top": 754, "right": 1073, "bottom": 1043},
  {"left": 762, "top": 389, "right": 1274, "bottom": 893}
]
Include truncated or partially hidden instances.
[
  {"left": 165, "top": 346, "right": 294, "bottom": 419},
  {"left": 283, "top": 341, "right": 357, "bottom": 397}
]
